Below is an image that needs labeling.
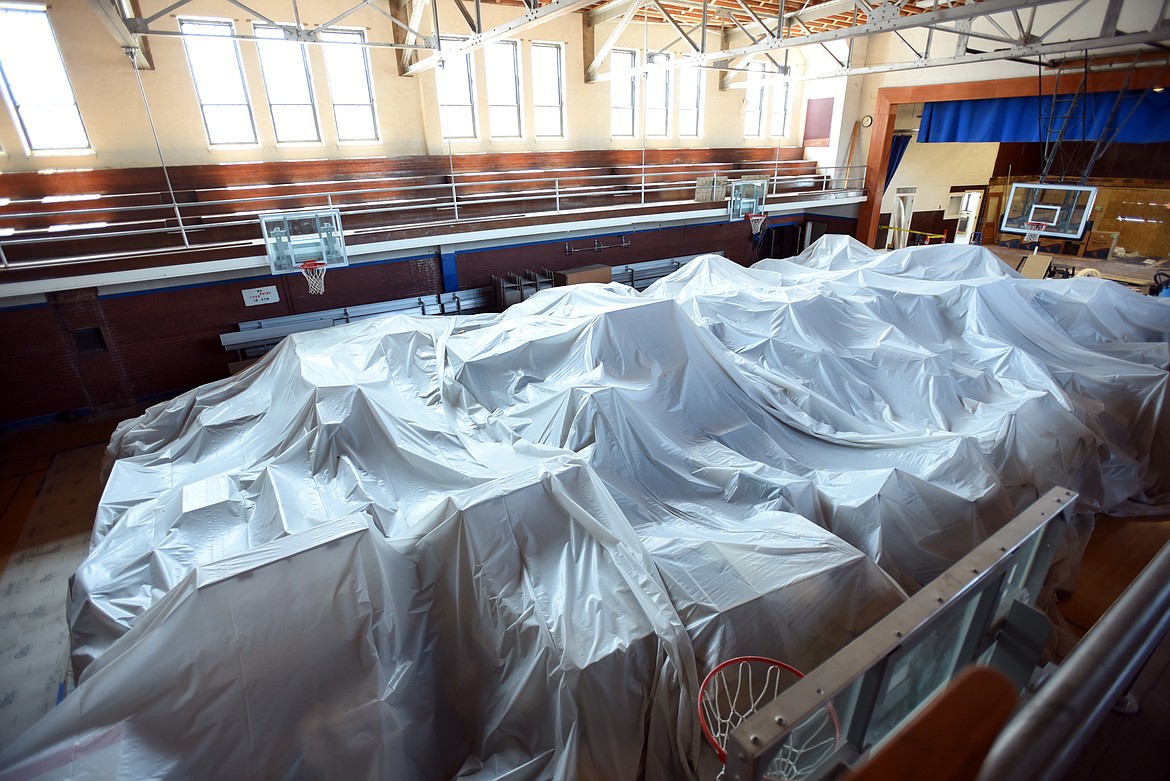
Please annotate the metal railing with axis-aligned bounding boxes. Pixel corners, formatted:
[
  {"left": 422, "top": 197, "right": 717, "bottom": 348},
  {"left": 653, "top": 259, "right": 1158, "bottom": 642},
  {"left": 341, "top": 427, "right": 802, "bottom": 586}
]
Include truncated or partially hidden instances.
[
  {"left": 219, "top": 253, "right": 718, "bottom": 355},
  {"left": 976, "top": 538, "right": 1170, "bottom": 781},
  {"left": 0, "top": 162, "right": 866, "bottom": 273}
]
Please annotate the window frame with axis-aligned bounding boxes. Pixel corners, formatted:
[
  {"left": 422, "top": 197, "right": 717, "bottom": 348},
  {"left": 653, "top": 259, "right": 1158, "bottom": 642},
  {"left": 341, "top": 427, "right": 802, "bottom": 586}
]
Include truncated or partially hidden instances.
[
  {"left": 437, "top": 35, "right": 478, "bottom": 140},
  {"left": 769, "top": 73, "right": 792, "bottom": 139},
  {"left": 677, "top": 62, "right": 702, "bottom": 138},
  {"left": 610, "top": 48, "right": 637, "bottom": 139},
  {"left": 743, "top": 60, "right": 767, "bottom": 139},
  {"left": 252, "top": 23, "right": 322, "bottom": 144},
  {"left": 484, "top": 39, "right": 522, "bottom": 139},
  {"left": 0, "top": 6, "right": 91, "bottom": 153},
  {"left": 179, "top": 17, "right": 259, "bottom": 147},
  {"left": 530, "top": 41, "right": 565, "bottom": 139},
  {"left": 644, "top": 51, "right": 671, "bottom": 138},
  {"left": 319, "top": 27, "right": 380, "bottom": 143}
]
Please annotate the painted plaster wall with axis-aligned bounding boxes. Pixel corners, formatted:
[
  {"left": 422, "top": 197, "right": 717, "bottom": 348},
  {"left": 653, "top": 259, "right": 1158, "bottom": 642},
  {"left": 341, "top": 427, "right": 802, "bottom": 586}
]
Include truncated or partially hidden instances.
[
  {"left": 0, "top": 0, "right": 811, "bottom": 173},
  {"left": 880, "top": 138, "right": 1000, "bottom": 217}
]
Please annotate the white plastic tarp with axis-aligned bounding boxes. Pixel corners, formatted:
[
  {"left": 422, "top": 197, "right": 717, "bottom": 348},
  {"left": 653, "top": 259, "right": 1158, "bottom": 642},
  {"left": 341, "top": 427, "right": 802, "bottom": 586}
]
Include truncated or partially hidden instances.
[{"left": 2, "top": 236, "right": 1167, "bottom": 780}]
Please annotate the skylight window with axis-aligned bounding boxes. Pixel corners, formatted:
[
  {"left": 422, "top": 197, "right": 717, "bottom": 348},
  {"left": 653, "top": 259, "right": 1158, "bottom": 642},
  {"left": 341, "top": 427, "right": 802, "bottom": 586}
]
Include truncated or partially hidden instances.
[{"left": 0, "top": 7, "right": 90, "bottom": 152}]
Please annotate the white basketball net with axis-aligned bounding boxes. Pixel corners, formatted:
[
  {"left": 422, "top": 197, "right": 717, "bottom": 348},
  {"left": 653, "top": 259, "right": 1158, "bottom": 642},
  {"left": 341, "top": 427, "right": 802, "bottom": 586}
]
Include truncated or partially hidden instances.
[
  {"left": 299, "top": 262, "right": 327, "bottom": 295},
  {"left": 699, "top": 658, "right": 841, "bottom": 781},
  {"left": 1023, "top": 221, "right": 1046, "bottom": 245},
  {"left": 749, "top": 214, "right": 768, "bottom": 235}
]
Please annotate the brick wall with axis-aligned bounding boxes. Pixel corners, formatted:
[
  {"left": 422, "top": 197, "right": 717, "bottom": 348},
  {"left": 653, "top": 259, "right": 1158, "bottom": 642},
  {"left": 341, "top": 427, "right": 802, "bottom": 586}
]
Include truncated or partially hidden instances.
[
  {"left": 0, "top": 303, "right": 90, "bottom": 421},
  {"left": 1, "top": 256, "right": 442, "bottom": 425},
  {"left": 0, "top": 217, "right": 865, "bottom": 426},
  {"left": 455, "top": 221, "right": 761, "bottom": 290}
]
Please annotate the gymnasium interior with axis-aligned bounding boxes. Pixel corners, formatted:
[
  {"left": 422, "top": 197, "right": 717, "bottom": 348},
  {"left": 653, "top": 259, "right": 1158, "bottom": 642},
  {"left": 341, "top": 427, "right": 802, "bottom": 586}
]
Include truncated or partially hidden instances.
[{"left": 1, "top": 0, "right": 1169, "bottom": 779}]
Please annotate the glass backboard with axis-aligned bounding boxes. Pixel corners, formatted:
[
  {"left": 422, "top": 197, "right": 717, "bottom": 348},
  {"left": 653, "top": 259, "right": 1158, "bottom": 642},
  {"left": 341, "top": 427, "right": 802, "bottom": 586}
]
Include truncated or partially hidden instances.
[
  {"left": 260, "top": 209, "right": 349, "bottom": 274},
  {"left": 724, "top": 487, "right": 1076, "bottom": 781},
  {"left": 729, "top": 180, "right": 767, "bottom": 220},
  {"left": 1000, "top": 183, "right": 1097, "bottom": 240}
]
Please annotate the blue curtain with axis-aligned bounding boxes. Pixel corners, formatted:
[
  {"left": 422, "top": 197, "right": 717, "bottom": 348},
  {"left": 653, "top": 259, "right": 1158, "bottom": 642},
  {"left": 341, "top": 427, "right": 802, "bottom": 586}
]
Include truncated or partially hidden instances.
[
  {"left": 885, "top": 132, "right": 912, "bottom": 189},
  {"left": 919, "top": 90, "right": 1170, "bottom": 144}
]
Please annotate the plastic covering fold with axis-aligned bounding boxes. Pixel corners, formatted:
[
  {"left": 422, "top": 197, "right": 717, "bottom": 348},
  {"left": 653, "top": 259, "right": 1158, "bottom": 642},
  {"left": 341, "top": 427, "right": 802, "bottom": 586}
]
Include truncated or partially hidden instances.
[{"left": 1, "top": 236, "right": 1167, "bottom": 780}]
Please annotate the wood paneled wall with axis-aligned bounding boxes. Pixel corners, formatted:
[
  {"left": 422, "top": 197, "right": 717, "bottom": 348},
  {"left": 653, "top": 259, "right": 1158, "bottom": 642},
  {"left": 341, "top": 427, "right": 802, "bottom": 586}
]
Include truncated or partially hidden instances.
[{"left": 993, "top": 141, "right": 1170, "bottom": 182}]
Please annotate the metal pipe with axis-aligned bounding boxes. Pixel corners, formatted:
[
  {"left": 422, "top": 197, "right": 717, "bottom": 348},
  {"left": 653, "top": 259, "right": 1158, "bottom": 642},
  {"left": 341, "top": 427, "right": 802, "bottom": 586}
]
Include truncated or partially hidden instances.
[
  {"left": 1, "top": 159, "right": 847, "bottom": 268},
  {"left": 977, "top": 539, "right": 1170, "bottom": 781},
  {"left": 126, "top": 46, "right": 190, "bottom": 248},
  {"left": 447, "top": 136, "right": 460, "bottom": 221}
]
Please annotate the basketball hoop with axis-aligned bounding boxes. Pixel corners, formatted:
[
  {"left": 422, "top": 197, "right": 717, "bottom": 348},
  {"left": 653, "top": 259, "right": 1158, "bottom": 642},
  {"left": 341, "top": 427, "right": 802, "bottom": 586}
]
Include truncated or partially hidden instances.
[
  {"left": 747, "top": 213, "right": 768, "bottom": 237},
  {"left": 298, "top": 260, "right": 327, "bottom": 295},
  {"left": 1023, "top": 221, "right": 1046, "bottom": 249},
  {"left": 698, "top": 656, "right": 841, "bottom": 780}
]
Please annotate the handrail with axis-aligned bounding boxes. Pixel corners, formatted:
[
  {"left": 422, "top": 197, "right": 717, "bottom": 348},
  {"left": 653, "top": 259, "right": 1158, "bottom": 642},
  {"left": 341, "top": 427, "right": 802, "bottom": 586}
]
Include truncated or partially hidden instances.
[
  {"left": 976, "top": 538, "right": 1170, "bottom": 781},
  {"left": 0, "top": 160, "right": 867, "bottom": 273},
  {"left": 4, "top": 167, "right": 862, "bottom": 234}
]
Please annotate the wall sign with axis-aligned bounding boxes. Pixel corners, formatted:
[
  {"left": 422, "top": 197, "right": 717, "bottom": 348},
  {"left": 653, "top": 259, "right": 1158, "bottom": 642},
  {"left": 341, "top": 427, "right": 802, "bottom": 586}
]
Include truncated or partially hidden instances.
[{"left": 242, "top": 286, "right": 280, "bottom": 307}]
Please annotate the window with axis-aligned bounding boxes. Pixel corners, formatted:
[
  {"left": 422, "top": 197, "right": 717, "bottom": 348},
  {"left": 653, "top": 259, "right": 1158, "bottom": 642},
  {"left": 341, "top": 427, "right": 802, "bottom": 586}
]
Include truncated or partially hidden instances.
[
  {"left": 531, "top": 43, "right": 564, "bottom": 138},
  {"left": 319, "top": 29, "right": 379, "bottom": 142},
  {"left": 180, "top": 19, "right": 257, "bottom": 145},
  {"left": 0, "top": 7, "right": 89, "bottom": 151},
  {"left": 678, "top": 63, "right": 702, "bottom": 137},
  {"left": 770, "top": 75, "right": 791, "bottom": 138},
  {"left": 610, "top": 49, "right": 636, "bottom": 138},
  {"left": 743, "top": 61, "right": 766, "bottom": 138},
  {"left": 645, "top": 52, "right": 670, "bottom": 137},
  {"left": 485, "top": 41, "right": 521, "bottom": 138},
  {"left": 253, "top": 25, "right": 320, "bottom": 143},
  {"left": 437, "top": 37, "right": 477, "bottom": 139}
]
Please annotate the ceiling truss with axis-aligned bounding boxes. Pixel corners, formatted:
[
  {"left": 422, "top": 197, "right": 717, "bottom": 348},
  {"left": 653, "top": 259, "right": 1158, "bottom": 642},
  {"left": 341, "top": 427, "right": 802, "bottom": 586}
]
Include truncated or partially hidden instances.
[{"left": 100, "top": 0, "right": 1170, "bottom": 83}]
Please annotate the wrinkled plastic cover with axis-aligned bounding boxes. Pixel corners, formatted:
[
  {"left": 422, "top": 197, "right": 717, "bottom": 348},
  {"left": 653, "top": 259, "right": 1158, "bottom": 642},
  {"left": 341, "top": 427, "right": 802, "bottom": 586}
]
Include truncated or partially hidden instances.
[{"left": 2, "top": 237, "right": 1167, "bottom": 780}]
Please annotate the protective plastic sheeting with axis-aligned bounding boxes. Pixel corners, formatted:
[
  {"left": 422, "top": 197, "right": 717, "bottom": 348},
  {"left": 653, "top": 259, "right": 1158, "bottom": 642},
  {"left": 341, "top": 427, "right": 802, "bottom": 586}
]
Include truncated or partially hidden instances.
[{"left": 2, "top": 237, "right": 1167, "bottom": 780}]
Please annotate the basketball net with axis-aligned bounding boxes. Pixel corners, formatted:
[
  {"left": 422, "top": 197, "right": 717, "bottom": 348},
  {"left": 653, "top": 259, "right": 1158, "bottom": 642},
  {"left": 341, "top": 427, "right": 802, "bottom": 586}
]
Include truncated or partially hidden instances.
[
  {"left": 1024, "top": 222, "right": 1045, "bottom": 255},
  {"left": 698, "top": 656, "right": 841, "bottom": 781},
  {"left": 299, "top": 260, "right": 327, "bottom": 295},
  {"left": 748, "top": 213, "right": 767, "bottom": 236}
]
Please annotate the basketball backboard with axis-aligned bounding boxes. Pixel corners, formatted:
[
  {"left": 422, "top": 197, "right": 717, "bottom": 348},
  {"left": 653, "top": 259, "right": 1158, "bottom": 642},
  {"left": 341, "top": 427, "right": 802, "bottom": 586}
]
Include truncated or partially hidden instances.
[
  {"left": 723, "top": 487, "right": 1075, "bottom": 781},
  {"left": 1000, "top": 183, "right": 1096, "bottom": 240},
  {"left": 729, "top": 180, "right": 767, "bottom": 221},
  {"left": 260, "top": 209, "right": 349, "bottom": 275}
]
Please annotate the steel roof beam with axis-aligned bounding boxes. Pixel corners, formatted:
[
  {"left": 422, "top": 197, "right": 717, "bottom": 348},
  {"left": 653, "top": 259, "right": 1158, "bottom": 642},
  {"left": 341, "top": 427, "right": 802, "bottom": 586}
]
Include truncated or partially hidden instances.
[
  {"left": 407, "top": 0, "right": 596, "bottom": 74},
  {"left": 586, "top": 0, "right": 645, "bottom": 80},
  {"left": 399, "top": 0, "right": 435, "bottom": 68},
  {"left": 688, "top": 0, "right": 1071, "bottom": 66},
  {"left": 587, "top": 0, "right": 640, "bottom": 26},
  {"left": 89, "top": 0, "right": 152, "bottom": 68},
  {"left": 798, "top": 28, "right": 1170, "bottom": 79},
  {"left": 648, "top": 0, "right": 702, "bottom": 51}
]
